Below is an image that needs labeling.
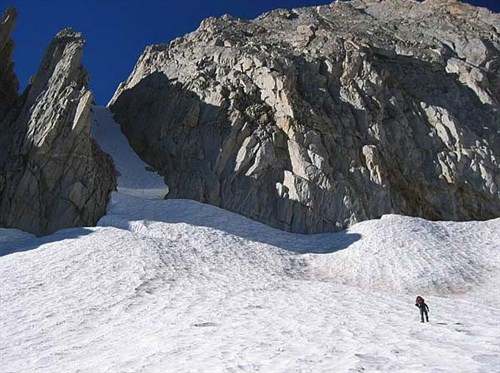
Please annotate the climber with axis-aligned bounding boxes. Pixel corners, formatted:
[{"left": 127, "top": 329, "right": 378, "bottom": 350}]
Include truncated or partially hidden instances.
[{"left": 415, "top": 296, "right": 429, "bottom": 323}]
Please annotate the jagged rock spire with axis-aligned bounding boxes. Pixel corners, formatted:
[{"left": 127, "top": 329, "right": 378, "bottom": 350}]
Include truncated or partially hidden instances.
[{"left": 0, "top": 9, "right": 116, "bottom": 236}]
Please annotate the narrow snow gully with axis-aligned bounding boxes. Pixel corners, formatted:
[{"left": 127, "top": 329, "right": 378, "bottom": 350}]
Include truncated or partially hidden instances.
[{"left": 92, "top": 106, "right": 168, "bottom": 199}]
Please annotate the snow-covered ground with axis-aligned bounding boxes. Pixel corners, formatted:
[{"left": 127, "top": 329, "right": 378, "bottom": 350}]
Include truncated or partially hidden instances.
[{"left": 1, "top": 107, "right": 499, "bottom": 372}]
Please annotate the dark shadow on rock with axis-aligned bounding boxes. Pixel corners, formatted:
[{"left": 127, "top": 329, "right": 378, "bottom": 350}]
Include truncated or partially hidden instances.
[
  {"left": 109, "top": 71, "right": 363, "bottom": 235},
  {"left": 0, "top": 227, "right": 94, "bottom": 257},
  {"left": 372, "top": 53, "right": 499, "bottom": 147},
  {"left": 368, "top": 52, "right": 500, "bottom": 220},
  {"left": 295, "top": 50, "right": 500, "bottom": 221}
]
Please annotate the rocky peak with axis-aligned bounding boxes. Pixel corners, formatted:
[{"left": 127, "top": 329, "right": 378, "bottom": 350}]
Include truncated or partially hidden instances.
[
  {"left": 24, "top": 28, "right": 88, "bottom": 104},
  {"left": 16, "top": 27, "right": 89, "bottom": 155},
  {"left": 107, "top": 0, "right": 498, "bottom": 233},
  {"left": 0, "top": 9, "right": 116, "bottom": 236}
]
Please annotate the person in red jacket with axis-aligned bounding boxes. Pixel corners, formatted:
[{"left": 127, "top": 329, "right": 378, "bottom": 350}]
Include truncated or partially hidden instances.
[{"left": 415, "top": 296, "right": 430, "bottom": 322}]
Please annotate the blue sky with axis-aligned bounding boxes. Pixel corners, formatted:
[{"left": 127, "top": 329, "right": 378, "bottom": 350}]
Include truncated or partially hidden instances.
[{"left": 4, "top": 0, "right": 500, "bottom": 105}]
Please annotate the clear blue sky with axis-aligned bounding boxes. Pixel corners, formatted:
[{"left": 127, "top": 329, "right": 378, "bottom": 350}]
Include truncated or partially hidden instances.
[{"left": 4, "top": 0, "right": 499, "bottom": 105}]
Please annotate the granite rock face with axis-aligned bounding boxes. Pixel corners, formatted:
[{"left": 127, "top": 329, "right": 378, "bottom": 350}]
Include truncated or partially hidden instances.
[
  {"left": 110, "top": 0, "right": 500, "bottom": 233},
  {"left": 0, "top": 12, "right": 116, "bottom": 236}
]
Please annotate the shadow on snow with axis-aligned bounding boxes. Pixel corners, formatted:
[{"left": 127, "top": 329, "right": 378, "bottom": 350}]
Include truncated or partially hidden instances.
[
  {"left": 100, "top": 194, "right": 362, "bottom": 254},
  {"left": 0, "top": 227, "right": 94, "bottom": 257}
]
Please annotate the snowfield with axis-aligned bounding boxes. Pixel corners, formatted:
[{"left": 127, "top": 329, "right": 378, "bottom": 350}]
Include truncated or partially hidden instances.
[{"left": 1, "top": 107, "right": 499, "bottom": 372}]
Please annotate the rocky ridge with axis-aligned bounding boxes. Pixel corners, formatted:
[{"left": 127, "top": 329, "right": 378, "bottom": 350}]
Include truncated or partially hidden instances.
[
  {"left": 0, "top": 9, "right": 116, "bottom": 236},
  {"left": 110, "top": 0, "right": 500, "bottom": 233}
]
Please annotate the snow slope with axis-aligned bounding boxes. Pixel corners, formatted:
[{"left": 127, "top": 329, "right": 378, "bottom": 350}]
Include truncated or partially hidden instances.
[
  {"left": 0, "top": 107, "right": 499, "bottom": 372},
  {"left": 91, "top": 106, "right": 168, "bottom": 199}
]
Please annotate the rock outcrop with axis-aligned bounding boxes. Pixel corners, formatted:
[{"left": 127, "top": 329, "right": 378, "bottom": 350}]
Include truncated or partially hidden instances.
[
  {"left": 110, "top": 0, "right": 500, "bottom": 233},
  {"left": 0, "top": 10, "right": 116, "bottom": 236}
]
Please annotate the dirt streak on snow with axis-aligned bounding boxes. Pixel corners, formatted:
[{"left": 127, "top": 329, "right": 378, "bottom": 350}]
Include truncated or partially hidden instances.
[{"left": 0, "top": 107, "right": 499, "bottom": 373}]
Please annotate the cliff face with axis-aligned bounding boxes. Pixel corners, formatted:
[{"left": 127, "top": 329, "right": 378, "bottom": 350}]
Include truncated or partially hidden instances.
[
  {"left": 0, "top": 10, "right": 116, "bottom": 236},
  {"left": 109, "top": 0, "right": 498, "bottom": 233}
]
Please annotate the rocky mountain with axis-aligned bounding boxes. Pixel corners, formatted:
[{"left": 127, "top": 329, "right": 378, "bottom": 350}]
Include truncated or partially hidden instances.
[
  {"left": 0, "top": 9, "right": 116, "bottom": 236},
  {"left": 110, "top": 0, "right": 500, "bottom": 234}
]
